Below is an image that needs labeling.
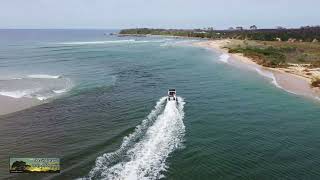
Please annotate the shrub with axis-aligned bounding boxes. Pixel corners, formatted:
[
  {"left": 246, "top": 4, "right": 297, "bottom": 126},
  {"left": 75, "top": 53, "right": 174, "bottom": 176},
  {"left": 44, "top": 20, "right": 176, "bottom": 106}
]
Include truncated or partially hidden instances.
[
  {"left": 228, "top": 46, "right": 286, "bottom": 68},
  {"left": 310, "top": 61, "right": 320, "bottom": 68},
  {"left": 311, "top": 78, "right": 320, "bottom": 87}
]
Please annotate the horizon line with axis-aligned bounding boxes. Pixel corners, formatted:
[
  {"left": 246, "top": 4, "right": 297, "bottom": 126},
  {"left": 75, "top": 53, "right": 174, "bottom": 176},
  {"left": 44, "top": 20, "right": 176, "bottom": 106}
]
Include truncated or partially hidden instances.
[{"left": 0, "top": 24, "right": 319, "bottom": 31}]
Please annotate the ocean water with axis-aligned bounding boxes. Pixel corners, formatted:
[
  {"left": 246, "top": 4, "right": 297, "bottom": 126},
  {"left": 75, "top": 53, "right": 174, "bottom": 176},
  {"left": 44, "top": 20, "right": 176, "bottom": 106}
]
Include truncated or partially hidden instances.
[{"left": 1, "top": 30, "right": 320, "bottom": 180}]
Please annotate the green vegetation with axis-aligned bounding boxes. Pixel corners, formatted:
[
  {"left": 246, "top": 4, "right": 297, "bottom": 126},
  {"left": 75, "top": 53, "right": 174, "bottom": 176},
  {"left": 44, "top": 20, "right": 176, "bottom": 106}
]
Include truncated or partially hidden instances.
[
  {"left": 228, "top": 46, "right": 286, "bottom": 67},
  {"left": 311, "top": 78, "right": 320, "bottom": 87},
  {"left": 120, "top": 28, "right": 210, "bottom": 38},
  {"left": 120, "top": 26, "right": 320, "bottom": 42},
  {"left": 224, "top": 40, "right": 320, "bottom": 68}
]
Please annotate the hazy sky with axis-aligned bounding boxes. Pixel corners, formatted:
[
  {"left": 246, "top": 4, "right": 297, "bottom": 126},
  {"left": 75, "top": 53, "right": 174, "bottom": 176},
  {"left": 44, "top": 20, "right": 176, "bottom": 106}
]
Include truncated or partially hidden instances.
[{"left": 1, "top": 0, "right": 319, "bottom": 29}]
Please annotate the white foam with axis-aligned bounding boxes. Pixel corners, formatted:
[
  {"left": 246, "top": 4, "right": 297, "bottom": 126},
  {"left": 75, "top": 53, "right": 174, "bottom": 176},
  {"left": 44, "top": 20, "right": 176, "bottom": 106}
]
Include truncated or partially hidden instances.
[
  {"left": 27, "top": 74, "right": 61, "bottom": 79},
  {"left": 87, "top": 97, "right": 167, "bottom": 177},
  {"left": 0, "top": 89, "right": 40, "bottom": 99},
  {"left": 0, "top": 89, "right": 54, "bottom": 101},
  {"left": 60, "top": 39, "right": 172, "bottom": 46},
  {"left": 59, "top": 40, "right": 136, "bottom": 45},
  {"left": 36, "top": 95, "right": 51, "bottom": 101},
  {"left": 85, "top": 97, "right": 185, "bottom": 180},
  {"left": 160, "top": 40, "right": 199, "bottom": 47},
  {"left": 0, "top": 90, "right": 29, "bottom": 98},
  {"left": 0, "top": 87, "right": 69, "bottom": 101},
  {"left": 53, "top": 88, "right": 67, "bottom": 94},
  {"left": 0, "top": 75, "right": 72, "bottom": 101},
  {"left": 255, "top": 68, "right": 280, "bottom": 88},
  {"left": 219, "top": 54, "right": 230, "bottom": 63},
  {"left": 255, "top": 68, "right": 300, "bottom": 95},
  {"left": 51, "top": 78, "right": 73, "bottom": 96}
]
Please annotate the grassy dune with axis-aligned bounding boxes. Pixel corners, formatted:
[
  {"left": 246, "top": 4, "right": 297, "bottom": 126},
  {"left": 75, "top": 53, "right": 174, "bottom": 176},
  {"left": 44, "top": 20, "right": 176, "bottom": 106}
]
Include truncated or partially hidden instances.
[{"left": 224, "top": 40, "right": 320, "bottom": 68}]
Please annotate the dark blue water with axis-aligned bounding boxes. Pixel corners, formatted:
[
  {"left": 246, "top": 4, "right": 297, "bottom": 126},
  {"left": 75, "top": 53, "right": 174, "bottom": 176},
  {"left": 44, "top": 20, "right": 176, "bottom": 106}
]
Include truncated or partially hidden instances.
[{"left": 1, "top": 30, "right": 320, "bottom": 180}]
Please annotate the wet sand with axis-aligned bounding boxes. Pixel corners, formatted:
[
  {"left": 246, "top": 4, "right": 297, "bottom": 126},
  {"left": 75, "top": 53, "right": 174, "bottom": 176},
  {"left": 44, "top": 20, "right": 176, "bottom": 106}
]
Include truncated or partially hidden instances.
[
  {"left": 195, "top": 40, "right": 320, "bottom": 100},
  {"left": 273, "top": 70, "right": 320, "bottom": 98},
  {"left": 0, "top": 95, "right": 41, "bottom": 116}
]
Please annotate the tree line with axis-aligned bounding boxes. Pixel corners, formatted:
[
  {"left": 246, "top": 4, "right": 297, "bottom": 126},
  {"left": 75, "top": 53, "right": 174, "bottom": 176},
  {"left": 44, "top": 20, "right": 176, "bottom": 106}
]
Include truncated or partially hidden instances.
[{"left": 119, "top": 26, "right": 320, "bottom": 42}]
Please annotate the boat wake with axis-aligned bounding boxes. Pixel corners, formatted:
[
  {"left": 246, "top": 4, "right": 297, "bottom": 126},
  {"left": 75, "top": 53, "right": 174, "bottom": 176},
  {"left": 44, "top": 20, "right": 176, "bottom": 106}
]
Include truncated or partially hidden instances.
[{"left": 83, "top": 97, "right": 185, "bottom": 180}]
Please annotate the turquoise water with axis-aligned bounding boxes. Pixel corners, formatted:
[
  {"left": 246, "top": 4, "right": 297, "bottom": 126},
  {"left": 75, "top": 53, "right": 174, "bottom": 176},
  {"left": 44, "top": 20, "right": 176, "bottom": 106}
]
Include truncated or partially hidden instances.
[{"left": 0, "top": 30, "right": 320, "bottom": 179}]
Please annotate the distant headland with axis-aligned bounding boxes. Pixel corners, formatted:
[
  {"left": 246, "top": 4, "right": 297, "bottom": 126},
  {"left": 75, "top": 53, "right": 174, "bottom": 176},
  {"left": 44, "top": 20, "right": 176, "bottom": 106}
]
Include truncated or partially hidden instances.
[{"left": 119, "top": 26, "right": 320, "bottom": 42}]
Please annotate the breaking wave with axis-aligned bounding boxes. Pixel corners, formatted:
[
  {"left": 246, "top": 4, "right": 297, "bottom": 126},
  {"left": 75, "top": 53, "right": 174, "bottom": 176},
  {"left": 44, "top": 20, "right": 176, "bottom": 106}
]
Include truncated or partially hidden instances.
[
  {"left": 59, "top": 40, "right": 136, "bottom": 45},
  {"left": 0, "top": 89, "right": 40, "bottom": 99},
  {"left": 27, "top": 74, "right": 61, "bottom": 79},
  {"left": 59, "top": 39, "right": 169, "bottom": 45},
  {"left": 53, "top": 88, "right": 68, "bottom": 94},
  {"left": 83, "top": 97, "right": 185, "bottom": 180},
  {"left": 219, "top": 54, "right": 230, "bottom": 63},
  {"left": 0, "top": 74, "right": 72, "bottom": 101},
  {"left": 59, "top": 39, "right": 188, "bottom": 47},
  {"left": 255, "top": 68, "right": 280, "bottom": 88},
  {"left": 160, "top": 39, "right": 198, "bottom": 47},
  {"left": 255, "top": 68, "right": 298, "bottom": 95}
]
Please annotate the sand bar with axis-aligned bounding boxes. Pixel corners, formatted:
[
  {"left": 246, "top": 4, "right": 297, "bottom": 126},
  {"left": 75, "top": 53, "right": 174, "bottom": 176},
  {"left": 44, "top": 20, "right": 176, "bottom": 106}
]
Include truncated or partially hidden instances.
[{"left": 0, "top": 95, "right": 42, "bottom": 116}]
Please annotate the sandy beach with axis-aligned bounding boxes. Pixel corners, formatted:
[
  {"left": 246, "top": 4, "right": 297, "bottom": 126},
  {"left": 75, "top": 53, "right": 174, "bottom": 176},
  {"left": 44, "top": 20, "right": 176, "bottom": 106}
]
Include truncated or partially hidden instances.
[
  {"left": 0, "top": 95, "right": 42, "bottom": 116},
  {"left": 194, "top": 40, "right": 320, "bottom": 100}
]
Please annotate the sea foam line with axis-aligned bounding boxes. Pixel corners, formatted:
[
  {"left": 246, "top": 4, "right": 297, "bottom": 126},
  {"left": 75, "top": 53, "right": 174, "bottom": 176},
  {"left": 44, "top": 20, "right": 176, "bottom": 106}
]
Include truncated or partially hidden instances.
[
  {"left": 84, "top": 97, "right": 185, "bottom": 180},
  {"left": 255, "top": 68, "right": 299, "bottom": 95},
  {"left": 219, "top": 54, "right": 230, "bottom": 63},
  {"left": 59, "top": 40, "right": 136, "bottom": 45},
  {"left": 58, "top": 39, "right": 166, "bottom": 45},
  {"left": 53, "top": 78, "right": 73, "bottom": 94},
  {"left": 0, "top": 75, "right": 72, "bottom": 101},
  {"left": 0, "top": 89, "right": 39, "bottom": 99},
  {"left": 255, "top": 68, "right": 280, "bottom": 88},
  {"left": 27, "top": 74, "right": 61, "bottom": 79}
]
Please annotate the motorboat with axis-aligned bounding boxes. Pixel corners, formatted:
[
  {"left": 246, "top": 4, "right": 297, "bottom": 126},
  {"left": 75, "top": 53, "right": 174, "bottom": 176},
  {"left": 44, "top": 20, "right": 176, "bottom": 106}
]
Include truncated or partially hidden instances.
[{"left": 167, "top": 89, "right": 177, "bottom": 101}]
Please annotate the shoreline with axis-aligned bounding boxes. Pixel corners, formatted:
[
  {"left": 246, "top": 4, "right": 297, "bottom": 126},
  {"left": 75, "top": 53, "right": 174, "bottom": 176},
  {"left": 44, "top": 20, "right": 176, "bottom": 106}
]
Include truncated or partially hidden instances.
[{"left": 194, "top": 39, "right": 320, "bottom": 100}]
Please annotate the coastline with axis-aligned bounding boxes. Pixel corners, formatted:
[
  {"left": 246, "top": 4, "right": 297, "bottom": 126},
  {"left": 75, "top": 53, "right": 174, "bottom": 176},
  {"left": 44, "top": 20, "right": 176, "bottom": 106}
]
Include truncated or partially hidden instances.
[
  {"left": 194, "top": 39, "right": 320, "bottom": 100},
  {"left": 0, "top": 95, "right": 42, "bottom": 116}
]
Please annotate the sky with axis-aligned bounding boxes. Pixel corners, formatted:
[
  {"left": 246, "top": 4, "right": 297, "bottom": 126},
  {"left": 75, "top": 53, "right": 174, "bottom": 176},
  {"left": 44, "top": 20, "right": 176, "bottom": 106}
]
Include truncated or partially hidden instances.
[{"left": 1, "top": 0, "right": 319, "bottom": 29}]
